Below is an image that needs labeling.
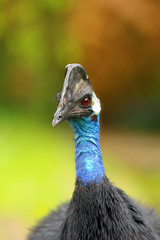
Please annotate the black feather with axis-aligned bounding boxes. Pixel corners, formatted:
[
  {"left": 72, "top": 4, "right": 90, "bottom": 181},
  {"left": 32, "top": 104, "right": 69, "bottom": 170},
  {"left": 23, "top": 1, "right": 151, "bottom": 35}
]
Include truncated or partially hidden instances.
[{"left": 27, "top": 177, "right": 160, "bottom": 240}]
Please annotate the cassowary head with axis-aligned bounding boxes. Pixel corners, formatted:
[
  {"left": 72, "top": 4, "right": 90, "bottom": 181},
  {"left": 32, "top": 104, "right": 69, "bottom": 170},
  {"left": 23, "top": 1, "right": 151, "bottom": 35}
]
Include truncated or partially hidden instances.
[{"left": 52, "top": 64, "right": 101, "bottom": 127}]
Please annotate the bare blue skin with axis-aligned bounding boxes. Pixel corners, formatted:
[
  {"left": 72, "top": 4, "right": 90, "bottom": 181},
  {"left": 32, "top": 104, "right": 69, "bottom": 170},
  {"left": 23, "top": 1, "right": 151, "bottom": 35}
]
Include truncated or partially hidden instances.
[{"left": 68, "top": 115, "right": 105, "bottom": 186}]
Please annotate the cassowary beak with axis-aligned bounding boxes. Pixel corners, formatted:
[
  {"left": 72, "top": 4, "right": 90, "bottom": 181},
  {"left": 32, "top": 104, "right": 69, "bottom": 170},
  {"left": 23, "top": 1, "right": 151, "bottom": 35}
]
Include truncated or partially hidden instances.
[
  {"left": 52, "top": 106, "right": 63, "bottom": 127},
  {"left": 52, "top": 104, "right": 69, "bottom": 127},
  {"left": 52, "top": 99, "right": 73, "bottom": 127}
]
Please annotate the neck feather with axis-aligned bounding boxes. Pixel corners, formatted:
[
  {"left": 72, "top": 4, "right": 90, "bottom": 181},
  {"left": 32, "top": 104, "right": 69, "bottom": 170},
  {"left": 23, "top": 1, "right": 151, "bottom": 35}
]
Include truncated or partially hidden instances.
[{"left": 68, "top": 115, "right": 105, "bottom": 186}]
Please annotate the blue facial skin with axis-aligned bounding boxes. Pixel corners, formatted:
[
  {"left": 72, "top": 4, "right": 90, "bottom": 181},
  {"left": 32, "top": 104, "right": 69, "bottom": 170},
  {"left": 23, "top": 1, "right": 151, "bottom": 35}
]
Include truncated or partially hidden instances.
[{"left": 68, "top": 115, "right": 105, "bottom": 186}]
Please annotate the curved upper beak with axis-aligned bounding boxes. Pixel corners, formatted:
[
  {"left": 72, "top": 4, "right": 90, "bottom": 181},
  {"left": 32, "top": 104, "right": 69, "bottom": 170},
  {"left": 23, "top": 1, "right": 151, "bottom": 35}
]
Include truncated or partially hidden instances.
[
  {"left": 52, "top": 106, "right": 64, "bottom": 127},
  {"left": 52, "top": 101, "right": 73, "bottom": 127}
]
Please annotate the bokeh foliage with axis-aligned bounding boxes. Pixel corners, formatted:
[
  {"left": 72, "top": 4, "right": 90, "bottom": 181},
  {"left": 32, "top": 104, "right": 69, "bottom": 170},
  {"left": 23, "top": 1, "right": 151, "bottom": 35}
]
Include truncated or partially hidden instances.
[
  {"left": 0, "top": 0, "right": 160, "bottom": 128},
  {"left": 68, "top": 0, "right": 160, "bottom": 128},
  {"left": 0, "top": 0, "right": 81, "bottom": 120}
]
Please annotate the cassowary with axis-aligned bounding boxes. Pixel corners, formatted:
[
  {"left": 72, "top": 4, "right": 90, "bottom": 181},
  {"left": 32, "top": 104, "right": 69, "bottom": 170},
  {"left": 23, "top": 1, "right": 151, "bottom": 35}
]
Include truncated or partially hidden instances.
[{"left": 27, "top": 64, "right": 160, "bottom": 240}]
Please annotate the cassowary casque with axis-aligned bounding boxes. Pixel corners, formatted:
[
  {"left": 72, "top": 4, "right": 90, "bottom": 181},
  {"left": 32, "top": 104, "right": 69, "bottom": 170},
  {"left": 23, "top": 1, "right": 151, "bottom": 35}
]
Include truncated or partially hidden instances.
[{"left": 27, "top": 64, "right": 160, "bottom": 240}]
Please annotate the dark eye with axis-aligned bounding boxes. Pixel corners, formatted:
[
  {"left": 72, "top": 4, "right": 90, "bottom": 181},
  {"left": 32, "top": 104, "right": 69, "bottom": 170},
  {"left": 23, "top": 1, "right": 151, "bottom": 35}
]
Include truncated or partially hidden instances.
[{"left": 81, "top": 97, "right": 91, "bottom": 107}]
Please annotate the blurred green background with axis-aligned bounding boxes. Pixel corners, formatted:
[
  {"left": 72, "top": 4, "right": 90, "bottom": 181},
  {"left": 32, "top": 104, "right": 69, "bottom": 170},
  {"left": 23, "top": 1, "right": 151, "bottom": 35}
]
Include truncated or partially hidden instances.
[{"left": 0, "top": 0, "right": 160, "bottom": 239}]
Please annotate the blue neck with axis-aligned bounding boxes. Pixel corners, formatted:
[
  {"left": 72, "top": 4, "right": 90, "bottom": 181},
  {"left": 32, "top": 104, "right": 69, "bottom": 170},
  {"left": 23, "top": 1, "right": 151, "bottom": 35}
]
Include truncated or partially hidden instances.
[{"left": 68, "top": 115, "right": 105, "bottom": 186}]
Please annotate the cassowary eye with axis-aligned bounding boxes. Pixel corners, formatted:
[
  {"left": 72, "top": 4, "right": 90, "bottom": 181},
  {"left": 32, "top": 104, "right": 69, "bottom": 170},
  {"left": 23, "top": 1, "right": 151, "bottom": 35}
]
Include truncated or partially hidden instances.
[{"left": 81, "top": 97, "right": 91, "bottom": 107}]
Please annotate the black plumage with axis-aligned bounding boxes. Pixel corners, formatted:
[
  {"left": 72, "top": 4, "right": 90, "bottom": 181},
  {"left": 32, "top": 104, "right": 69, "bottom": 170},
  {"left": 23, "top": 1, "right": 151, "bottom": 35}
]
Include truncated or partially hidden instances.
[
  {"left": 27, "top": 177, "right": 160, "bottom": 240},
  {"left": 27, "top": 64, "right": 160, "bottom": 240}
]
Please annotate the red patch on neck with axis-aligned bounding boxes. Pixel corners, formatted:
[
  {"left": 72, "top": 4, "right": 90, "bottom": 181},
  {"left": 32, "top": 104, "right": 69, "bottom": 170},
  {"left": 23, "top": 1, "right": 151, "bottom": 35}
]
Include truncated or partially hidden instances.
[{"left": 91, "top": 114, "right": 97, "bottom": 122}]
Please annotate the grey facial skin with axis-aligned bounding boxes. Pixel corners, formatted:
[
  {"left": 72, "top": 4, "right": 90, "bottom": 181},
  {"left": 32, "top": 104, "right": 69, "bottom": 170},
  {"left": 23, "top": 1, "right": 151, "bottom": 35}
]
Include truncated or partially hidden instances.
[{"left": 52, "top": 64, "right": 93, "bottom": 127}]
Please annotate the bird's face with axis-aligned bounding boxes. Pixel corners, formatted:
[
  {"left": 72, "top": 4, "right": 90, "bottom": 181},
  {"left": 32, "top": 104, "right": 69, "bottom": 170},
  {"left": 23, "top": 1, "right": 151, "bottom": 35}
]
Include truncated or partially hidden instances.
[{"left": 52, "top": 64, "right": 101, "bottom": 127}]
